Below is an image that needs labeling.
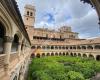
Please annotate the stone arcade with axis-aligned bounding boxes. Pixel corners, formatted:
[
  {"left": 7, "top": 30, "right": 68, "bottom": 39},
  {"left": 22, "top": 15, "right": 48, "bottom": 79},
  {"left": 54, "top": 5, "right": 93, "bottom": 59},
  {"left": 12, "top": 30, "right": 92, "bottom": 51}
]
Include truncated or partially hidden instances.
[{"left": 0, "top": 0, "right": 100, "bottom": 80}]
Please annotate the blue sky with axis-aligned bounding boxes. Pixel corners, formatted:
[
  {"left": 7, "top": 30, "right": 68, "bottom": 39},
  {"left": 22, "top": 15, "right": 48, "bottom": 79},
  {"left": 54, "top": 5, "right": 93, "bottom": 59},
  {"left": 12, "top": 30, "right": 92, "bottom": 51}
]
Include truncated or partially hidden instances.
[{"left": 17, "top": 0, "right": 100, "bottom": 39}]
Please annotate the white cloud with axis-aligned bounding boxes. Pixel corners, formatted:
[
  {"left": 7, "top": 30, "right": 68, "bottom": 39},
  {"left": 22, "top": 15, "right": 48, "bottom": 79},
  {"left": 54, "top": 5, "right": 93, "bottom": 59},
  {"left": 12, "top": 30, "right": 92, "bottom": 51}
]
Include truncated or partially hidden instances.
[{"left": 17, "top": 0, "right": 99, "bottom": 39}]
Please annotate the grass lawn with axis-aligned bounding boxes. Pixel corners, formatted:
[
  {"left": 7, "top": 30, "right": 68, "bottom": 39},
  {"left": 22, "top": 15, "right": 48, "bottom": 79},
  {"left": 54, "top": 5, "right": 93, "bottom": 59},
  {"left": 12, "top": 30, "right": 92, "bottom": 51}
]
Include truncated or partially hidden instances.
[{"left": 28, "top": 56, "right": 100, "bottom": 80}]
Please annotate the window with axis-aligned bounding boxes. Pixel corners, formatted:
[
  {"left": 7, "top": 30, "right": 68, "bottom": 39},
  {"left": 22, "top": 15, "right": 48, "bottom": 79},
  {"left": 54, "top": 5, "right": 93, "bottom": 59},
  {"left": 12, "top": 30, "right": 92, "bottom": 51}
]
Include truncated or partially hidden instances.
[
  {"left": 27, "top": 11, "right": 29, "bottom": 15},
  {"left": 11, "top": 34, "right": 19, "bottom": 52},
  {"left": 30, "top": 12, "right": 33, "bottom": 16}
]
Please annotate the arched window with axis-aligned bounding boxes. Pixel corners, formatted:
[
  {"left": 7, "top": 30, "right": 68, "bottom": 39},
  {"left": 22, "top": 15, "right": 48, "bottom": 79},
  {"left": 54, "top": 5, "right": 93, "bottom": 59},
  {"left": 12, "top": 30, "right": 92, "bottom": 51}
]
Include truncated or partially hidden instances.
[
  {"left": 83, "top": 54, "right": 87, "bottom": 58},
  {"left": 42, "top": 53, "right": 45, "bottom": 57},
  {"left": 74, "top": 53, "right": 77, "bottom": 56},
  {"left": 47, "top": 46, "right": 50, "bottom": 49},
  {"left": 70, "top": 46, "right": 73, "bottom": 49},
  {"left": 78, "top": 53, "right": 81, "bottom": 57},
  {"left": 59, "top": 52, "right": 62, "bottom": 55},
  {"left": 66, "top": 52, "right": 69, "bottom": 56},
  {"left": 51, "top": 46, "right": 54, "bottom": 49},
  {"left": 62, "top": 46, "right": 65, "bottom": 49},
  {"left": 82, "top": 46, "right": 86, "bottom": 49},
  {"left": 55, "top": 46, "right": 58, "bottom": 49},
  {"left": 59, "top": 46, "right": 61, "bottom": 49},
  {"left": 66, "top": 46, "right": 68, "bottom": 49},
  {"left": 11, "top": 34, "right": 19, "bottom": 52},
  {"left": 27, "top": 11, "right": 29, "bottom": 15},
  {"left": 89, "top": 54, "right": 94, "bottom": 59},
  {"left": 31, "top": 46, "right": 36, "bottom": 49},
  {"left": 0, "top": 23, "right": 5, "bottom": 53},
  {"left": 55, "top": 53, "right": 58, "bottom": 56},
  {"left": 37, "top": 46, "right": 41, "bottom": 49},
  {"left": 36, "top": 54, "right": 40, "bottom": 58},
  {"left": 70, "top": 53, "right": 73, "bottom": 56},
  {"left": 73, "top": 46, "right": 76, "bottom": 49},
  {"left": 95, "top": 45, "right": 100, "bottom": 49},
  {"left": 51, "top": 53, "right": 54, "bottom": 56},
  {"left": 87, "top": 45, "right": 93, "bottom": 50},
  {"left": 30, "top": 12, "right": 33, "bottom": 16},
  {"left": 77, "top": 46, "right": 81, "bottom": 49},
  {"left": 63, "top": 52, "right": 65, "bottom": 56},
  {"left": 47, "top": 53, "right": 50, "bottom": 56},
  {"left": 96, "top": 55, "right": 100, "bottom": 61},
  {"left": 31, "top": 53, "right": 35, "bottom": 58}
]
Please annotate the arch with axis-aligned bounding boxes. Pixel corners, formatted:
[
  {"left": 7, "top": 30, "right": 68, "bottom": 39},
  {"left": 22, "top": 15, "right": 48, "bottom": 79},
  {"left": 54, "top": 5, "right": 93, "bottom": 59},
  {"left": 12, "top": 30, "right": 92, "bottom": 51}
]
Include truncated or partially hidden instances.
[
  {"left": 89, "top": 54, "right": 94, "bottom": 59},
  {"left": 73, "top": 46, "right": 76, "bottom": 50},
  {"left": 63, "top": 52, "right": 66, "bottom": 56},
  {"left": 62, "top": 46, "right": 65, "bottom": 49},
  {"left": 42, "top": 53, "right": 45, "bottom": 57},
  {"left": 70, "top": 46, "right": 73, "bottom": 49},
  {"left": 31, "top": 46, "right": 36, "bottom": 49},
  {"left": 96, "top": 55, "right": 100, "bottom": 61},
  {"left": 66, "top": 52, "right": 69, "bottom": 56},
  {"left": 55, "top": 46, "right": 58, "bottom": 49},
  {"left": 77, "top": 46, "right": 81, "bottom": 49},
  {"left": 82, "top": 46, "right": 86, "bottom": 49},
  {"left": 37, "top": 46, "right": 41, "bottom": 49},
  {"left": 74, "top": 53, "right": 77, "bottom": 57},
  {"left": 15, "top": 31, "right": 23, "bottom": 42},
  {"left": 78, "top": 53, "right": 81, "bottom": 57},
  {"left": 31, "top": 53, "right": 35, "bottom": 58},
  {"left": 55, "top": 52, "right": 58, "bottom": 56},
  {"left": 0, "top": 23, "right": 5, "bottom": 53},
  {"left": 42, "top": 46, "right": 46, "bottom": 49},
  {"left": 51, "top": 53, "right": 54, "bottom": 56},
  {"left": 66, "top": 46, "right": 68, "bottom": 49},
  {"left": 27, "top": 11, "right": 29, "bottom": 15},
  {"left": 36, "top": 54, "right": 41, "bottom": 58},
  {"left": 47, "top": 53, "right": 50, "bottom": 56},
  {"left": 83, "top": 54, "right": 87, "bottom": 58},
  {"left": 59, "top": 46, "right": 61, "bottom": 49},
  {"left": 11, "top": 34, "right": 19, "bottom": 52},
  {"left": 47, "top": 46, "right": 50, "bottom": 49},
  {"left": 51, "top": 46, "right": 54, "bottom": 49},
  {"left": 59, "top": 52, "right": 62, "bottom": 56},
  {"left": 0, "top": 7, "right": 13, "bottom": 36},
  {"left": 94, "top": 45, "right": 100, "bottom": 49},
  {"left": 30, "top": 12, "right": 33, "bottom": 16},
  {"left": 87, "top": 45, "right": 93, "bottom": 50},
  {"left": 70, "top": 53, "right": 73, "bottom": 56}
]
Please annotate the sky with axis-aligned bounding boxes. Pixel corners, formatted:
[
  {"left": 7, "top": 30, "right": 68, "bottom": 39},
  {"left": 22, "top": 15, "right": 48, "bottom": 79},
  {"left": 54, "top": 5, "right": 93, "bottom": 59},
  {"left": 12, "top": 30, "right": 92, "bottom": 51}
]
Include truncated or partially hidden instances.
[{"left": 17, "top": 0, "right": 100, "bottom": 39}]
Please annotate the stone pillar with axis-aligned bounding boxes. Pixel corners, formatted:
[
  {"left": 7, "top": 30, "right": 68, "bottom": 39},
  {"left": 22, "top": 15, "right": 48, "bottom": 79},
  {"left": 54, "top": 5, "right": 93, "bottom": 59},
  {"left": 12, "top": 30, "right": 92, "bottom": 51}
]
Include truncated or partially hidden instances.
[
  {"left": 18, "top": 42, "right": 22, "bottom": 60},
  {"left": 3, "top": 36, "right": 13, "bottom": 75},
  {"left": 22, "top": 43, "right": 25, "bottom": 56},
  {"left": 92, "top": 45, "right": 95, "bottom": 50}
]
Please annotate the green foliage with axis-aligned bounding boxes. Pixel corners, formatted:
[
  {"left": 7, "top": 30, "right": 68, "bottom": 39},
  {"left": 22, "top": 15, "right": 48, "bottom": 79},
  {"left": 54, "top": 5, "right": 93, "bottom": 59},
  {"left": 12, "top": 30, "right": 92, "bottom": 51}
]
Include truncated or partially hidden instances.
[
  {"left": 28, "top": 56, "right": 100, "bottom": 80},
  {"left": 67, "top": 71, "right": 85, "bottom": 80}
]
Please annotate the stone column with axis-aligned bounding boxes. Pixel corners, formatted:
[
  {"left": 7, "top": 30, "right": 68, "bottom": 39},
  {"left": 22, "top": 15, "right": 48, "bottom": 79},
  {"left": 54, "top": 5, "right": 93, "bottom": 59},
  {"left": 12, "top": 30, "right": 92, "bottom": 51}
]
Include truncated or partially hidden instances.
[
  {"left": 22, "top": 43, "right": 25, "bottom": 56},
  {"left": 3, "top": 36, "right": 13, "bottom": 75},
  {"left": 92, "top": 45, "right": 95, "bottom": 50},
  {"left": 18, "top": 42, "right": 22, "bottom": 60}
]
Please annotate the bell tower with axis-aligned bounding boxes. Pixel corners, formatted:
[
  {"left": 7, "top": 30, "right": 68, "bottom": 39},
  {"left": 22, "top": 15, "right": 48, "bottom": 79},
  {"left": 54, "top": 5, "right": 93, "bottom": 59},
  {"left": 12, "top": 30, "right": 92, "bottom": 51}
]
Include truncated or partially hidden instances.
[{"left": 24, "top": 5, "right": 36, "bottom": 29}]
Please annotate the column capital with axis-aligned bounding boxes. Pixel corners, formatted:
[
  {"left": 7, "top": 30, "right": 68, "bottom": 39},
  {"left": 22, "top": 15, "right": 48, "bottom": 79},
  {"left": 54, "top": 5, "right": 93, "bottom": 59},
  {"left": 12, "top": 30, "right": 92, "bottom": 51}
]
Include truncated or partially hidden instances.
[{"left": 4, "top": 36, "right": 13, "bottom": 43}]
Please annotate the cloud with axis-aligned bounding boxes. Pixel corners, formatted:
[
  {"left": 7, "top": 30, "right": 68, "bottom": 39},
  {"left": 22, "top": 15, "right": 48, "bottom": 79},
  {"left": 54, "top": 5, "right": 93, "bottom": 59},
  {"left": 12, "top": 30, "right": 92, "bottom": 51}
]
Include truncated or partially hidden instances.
[{"left": 17, "top": 0, "right": 99, "bottom": 39}]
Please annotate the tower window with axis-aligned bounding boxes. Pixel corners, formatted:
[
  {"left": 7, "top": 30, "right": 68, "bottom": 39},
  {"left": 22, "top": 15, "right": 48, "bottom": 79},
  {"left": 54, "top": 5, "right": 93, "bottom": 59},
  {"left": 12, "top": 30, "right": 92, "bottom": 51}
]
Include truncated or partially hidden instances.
[
  {"left": 27, "top": 18, "right": 28, "bottom": 20},
  {"left": 27, "top": 11, "right": 29, "bottom": 15},
  {"left": 30, "top": 12, "right": 33, "bottom": 16}
]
